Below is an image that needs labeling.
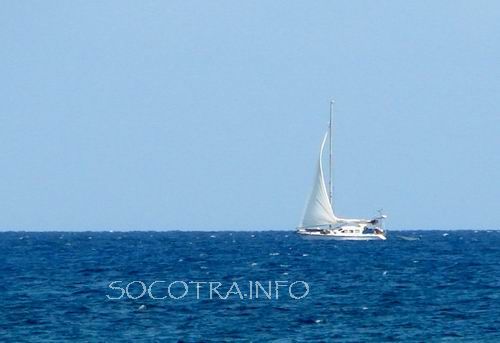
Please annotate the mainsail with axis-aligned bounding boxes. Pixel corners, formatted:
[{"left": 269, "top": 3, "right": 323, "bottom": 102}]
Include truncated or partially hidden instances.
[{"left": 300, "top": 132, "right": 338, "bottom": 227}]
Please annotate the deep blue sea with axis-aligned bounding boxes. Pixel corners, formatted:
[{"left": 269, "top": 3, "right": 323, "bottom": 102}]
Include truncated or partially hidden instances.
[{"left": 1, "top": 231, "right": 499, "bottom": 342}]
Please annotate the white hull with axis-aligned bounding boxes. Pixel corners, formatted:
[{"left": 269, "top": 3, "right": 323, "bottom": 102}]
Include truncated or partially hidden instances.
[{"left": 296, "top": 228, "right": 386, "bottom": 240}]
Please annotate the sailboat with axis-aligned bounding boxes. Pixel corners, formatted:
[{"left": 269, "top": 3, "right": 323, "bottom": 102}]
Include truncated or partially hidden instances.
[{"left": 296, "top": 101, "right": 387, "bottom": 240}]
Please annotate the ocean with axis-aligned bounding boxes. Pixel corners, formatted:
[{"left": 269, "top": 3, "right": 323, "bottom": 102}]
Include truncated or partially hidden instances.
[{"left": 1, "top": 230, "right": 499, "bottom": 342}]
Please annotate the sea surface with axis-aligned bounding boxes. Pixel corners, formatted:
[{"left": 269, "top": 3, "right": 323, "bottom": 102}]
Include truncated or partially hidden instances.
[{"left": 1, "top": 230, "right": 499, "bottom": 342}]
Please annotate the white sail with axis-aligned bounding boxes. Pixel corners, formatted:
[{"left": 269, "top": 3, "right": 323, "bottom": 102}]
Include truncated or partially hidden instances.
[{"left": 300, "top": 132, "right": 338, "bottom": 227}]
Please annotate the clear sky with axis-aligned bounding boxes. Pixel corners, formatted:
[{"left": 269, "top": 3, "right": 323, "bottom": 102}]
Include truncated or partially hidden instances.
[{"left": 1, "top": 1, "right": 499, "bottom": 230}]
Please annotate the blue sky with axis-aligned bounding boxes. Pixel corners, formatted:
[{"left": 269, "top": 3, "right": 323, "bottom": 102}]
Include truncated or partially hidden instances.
[{"left": 1, "top": 1, "right": 499, "bottom": 230}]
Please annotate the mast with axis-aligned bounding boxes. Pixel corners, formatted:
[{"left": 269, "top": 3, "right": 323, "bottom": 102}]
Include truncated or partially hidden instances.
[{"left": 329, "top": 100, "right": 334, "bottom": 208}]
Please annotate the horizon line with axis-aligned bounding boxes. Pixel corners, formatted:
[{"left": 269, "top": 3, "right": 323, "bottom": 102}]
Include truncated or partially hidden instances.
[{"left": 0, "top": 228, "right": 498, "bottom": 233}]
